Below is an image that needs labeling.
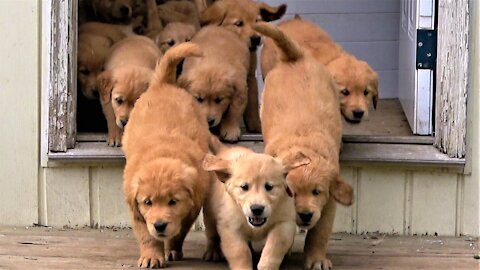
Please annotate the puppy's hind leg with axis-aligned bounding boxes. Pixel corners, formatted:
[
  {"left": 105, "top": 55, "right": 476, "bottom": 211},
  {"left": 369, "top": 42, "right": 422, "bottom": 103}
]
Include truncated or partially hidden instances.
[{"left": 257, "top": 221, "right": 296, "bottom": 270}]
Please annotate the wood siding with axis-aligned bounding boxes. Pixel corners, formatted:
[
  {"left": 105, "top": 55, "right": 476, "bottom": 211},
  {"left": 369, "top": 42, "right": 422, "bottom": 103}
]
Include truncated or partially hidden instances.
[{"left": 40, "top": 164, "right": 473, "bottom": 236}]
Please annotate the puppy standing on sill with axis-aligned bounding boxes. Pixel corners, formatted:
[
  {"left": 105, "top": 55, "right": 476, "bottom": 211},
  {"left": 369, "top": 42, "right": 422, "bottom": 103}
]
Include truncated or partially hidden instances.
[
  {"left": 178, "top": 25, "right": 250, "bottom": 142},
  {"left": 254, "top": 22, "right": 354, "bottom": 270},
  {"left": 97, "top": 35, "right": 162, "bottom": 146},
  {"left": 202, "top": 136, "right": 310, "bottom": 270},
  {"left": 261, "top": 16, "right": 379, "bottom": 124},
  {"left": 122, "top": 43, "right": 209, "bottom": 268},
  {"left": 199, "top": 0, "right": 287, "bottom": 133}
]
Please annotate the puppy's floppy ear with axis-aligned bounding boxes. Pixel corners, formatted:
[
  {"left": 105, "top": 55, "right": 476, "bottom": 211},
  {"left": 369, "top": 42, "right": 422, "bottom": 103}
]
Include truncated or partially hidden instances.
[
  {"left": 330, "top": 175, "right": 353, "bottom": 206},
  {"left": 97, "top": 71, "right": 115, "bottom": 104},
  {"left": 124, "top": 176, "right": 145, "bottom": 223},
  {"left": 202, "top": 153, "right": 231, "bottom": 183},
  {"left": 199, "top": 1, "right": 227, "bottom": 26},
  {"left": 281, "top": 151, "right": 311, "bottom": 172},
  {"left": 258, "top": 3, "right": 287, "bottom": 22}
]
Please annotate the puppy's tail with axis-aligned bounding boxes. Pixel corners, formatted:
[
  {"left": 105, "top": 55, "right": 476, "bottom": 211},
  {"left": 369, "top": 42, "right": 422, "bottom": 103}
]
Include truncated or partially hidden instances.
[
  {"left": 154, "top": 42, "right": 203, "bottom": 85},
  {"left": 208, "top": 134, "right": 224, "bottom": 155},
  {"left": 252, "top": 22, "right": 303, "bottom": 63}
]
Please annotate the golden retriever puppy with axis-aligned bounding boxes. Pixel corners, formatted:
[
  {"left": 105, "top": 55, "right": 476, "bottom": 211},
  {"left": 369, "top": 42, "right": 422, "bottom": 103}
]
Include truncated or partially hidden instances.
[
  {"left": 77, "top": 22, "right": 134, "bottom": 100},
  {"left": 202, "top": 136, "right": 310, "bottom": 270},
  {"left": 261, "top": 16, "right": 379, "bottom": 123},
  {"left": 254, "top": 22, "right": 354, "bottom": 270},
  {"left": 178, "top": 26, "right": 249, "bottom": 142},
  {"left": 157, "top": 0, "right": 201, "bottom": 30},
  {"left": 122, "top": 43, "right": 209, "bottom": 268},
  {"left": 199, "top": 0, "right": 287, "bottom": 133},
  {"left": 89, "top": 0, "right": 145, "bottom": 24},
  {"left": 154, "top": 22, "right": 196, "bottom": 53},
  {"left": 97, "top": 35, "right": 162, "bottom": 147}
]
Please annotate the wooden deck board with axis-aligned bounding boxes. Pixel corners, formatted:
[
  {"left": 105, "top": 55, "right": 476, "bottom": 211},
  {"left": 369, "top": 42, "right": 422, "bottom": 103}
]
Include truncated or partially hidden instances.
[{"left": 0, "top": 227, "right": 478, "bottom": 269}]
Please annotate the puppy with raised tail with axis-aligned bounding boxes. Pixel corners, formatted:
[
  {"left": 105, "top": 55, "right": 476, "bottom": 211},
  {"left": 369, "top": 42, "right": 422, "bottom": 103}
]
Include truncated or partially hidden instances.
[
  {"left": 254, "top": 22, "right": 354, "bottom": 270},
  {"left": 122, "top": 43, "right": 209, "bottom": 268},
  {"left": 202, "top": 136, "right": 310, "bottom": 270}
]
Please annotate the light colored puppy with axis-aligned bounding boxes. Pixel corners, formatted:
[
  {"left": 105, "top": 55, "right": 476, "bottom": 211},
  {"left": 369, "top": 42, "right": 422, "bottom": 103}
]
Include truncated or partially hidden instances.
[
  {"left": 254, "top": 22, "right": 354, "bottom": 270},
  {"left": 97, "top": 35, "right": 162, "bottom": 147},
  {"left": 122, "top": 43, "right": 209, "bottom": 268},
  {"left": 77, "top": 22, "right": 134, "bottom": 100},
  {"left": 199, "top": 0, "right": 287, "bottom": 133},
  {"left": 155, "top": 22, "right": 196, "bottom": 53},
  {"left": 261, "top": 16, "right": 379, "bottom": 123},
  {"left": 178, "top": 25, "right": 249, "bottom": 142},
  {"left": 202, "top": 136, "right": 310, "bottom": 270}
]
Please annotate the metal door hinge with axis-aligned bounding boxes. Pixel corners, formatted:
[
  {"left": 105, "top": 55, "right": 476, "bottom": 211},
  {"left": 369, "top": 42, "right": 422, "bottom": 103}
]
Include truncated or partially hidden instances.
[{"left": 416, "top": 29, "right": 437, "bottom": 70}]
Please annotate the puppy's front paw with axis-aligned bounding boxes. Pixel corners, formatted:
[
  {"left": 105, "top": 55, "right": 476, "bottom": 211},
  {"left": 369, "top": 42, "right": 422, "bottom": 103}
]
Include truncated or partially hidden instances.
[
  {"left": 305, "top": 256, "right": 332, "bottom": 270},
  {"left": 202, "top": 246, "right": 223, "bottom": 262},
  {"left": 220, "top": 123, "right": 241, "bottom": 142},
  {"left": 165, "top": 250, "right": 183, "bottom": 261},
  {"left": 107, "top": 132, "right": 122, "bottom": 147},
  {"left": 138, "top": 255, "right": 166, "bottom": 268}
]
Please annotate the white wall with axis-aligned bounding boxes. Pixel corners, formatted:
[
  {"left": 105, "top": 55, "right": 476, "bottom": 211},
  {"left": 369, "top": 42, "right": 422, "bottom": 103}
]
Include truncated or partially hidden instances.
[{"left": 0, "top": 0, "right": 40, "bottom": 225}]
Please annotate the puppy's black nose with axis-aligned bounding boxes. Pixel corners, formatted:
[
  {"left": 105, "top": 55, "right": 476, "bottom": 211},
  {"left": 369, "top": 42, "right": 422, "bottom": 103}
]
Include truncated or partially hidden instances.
[
  {"left": 352, "top": 109, "right": 364, "bottom": 119},
  {"left": 120, "top": 119, "right": 128, "bottom": 127},
  {"left": 154, "top": 222, "right": 168, "bottom": 233},
  {"left": 208, "top": 119, "right": 215, "bottom": 127},
  {"left": 120, "top": 5, "right": 131, "bottom": 17},
  {"left": 92, "top": 90, "right": 100, "bottom": 99},
  {"left": 298, "top": 212, "right": 313, "bottom": 223},
  {"left": 250, "top": 35, "right": 261, "bottom": 48},
  {"left": 250, "top": 204, "right": 265, "bottom": 216}
]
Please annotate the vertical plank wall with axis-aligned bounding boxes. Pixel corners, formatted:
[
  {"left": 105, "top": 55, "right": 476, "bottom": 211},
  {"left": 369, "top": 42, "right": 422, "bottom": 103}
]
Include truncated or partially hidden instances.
[{"left": 40, "top": 164, "right": 468, "bottom": 236}]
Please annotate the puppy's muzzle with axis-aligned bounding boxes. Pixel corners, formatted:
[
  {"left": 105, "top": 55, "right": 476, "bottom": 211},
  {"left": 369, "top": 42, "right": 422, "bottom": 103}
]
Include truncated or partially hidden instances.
[
  {"left": 248, "top": 204, "right": 267, "bottom": 227},
  {"left": 352, "top": 109, "right": 364, "bottom": 120},
  {"left": 154, "top": 221, "right": 168, "bottom": 233},
  {"left": 249, "top": 35, "right": 261, "bottom": 51},
  {"left": 298, "top": 211, "right": 313, "bottom": 225},
  {"left": 118, "top": 118, "right": 128, "bottom": 129}
]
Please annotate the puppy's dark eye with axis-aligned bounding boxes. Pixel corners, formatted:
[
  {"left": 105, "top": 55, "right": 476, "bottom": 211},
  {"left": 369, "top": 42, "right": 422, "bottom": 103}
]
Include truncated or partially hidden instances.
[
  {"left": 364, "top": 89, "right": 369, "bottom": 96},
  {"left": 185, "top": 38, "right": 191, "bottom": 42},
  {"left": 265, "top": 183, "right": 273, "bottom": 191},
  {"left": 168, "top": 199, "right": 177, "bottom": 206},
  {"left": 312, "top": 189, "right": 321, "bottom": 196},
  {"left": 234, "top": 20, "right": 244, "bottom": 27},
  {"left": 80, "top": 69, "right": 90, "bottom": 76},
  {"left": 240, "top": 183, "right": 249, "bottom": 191},
  {"left": 115, "top": 97, "right": 124, "bottom": 105},
  {"left": 144, "top": 199, "right": 152, "bottom": 206},
  {"left": 341, "top": 89, "right": 350, "bottom": 96},
  {"left": 167, "top": 39, "right": 175, "bottom": 46},
  {"left": 214, "top": 97, "right": 223, "bottom": 104},
  {"left": 195, "top": 96, "right": 205, "bottom": 103}
]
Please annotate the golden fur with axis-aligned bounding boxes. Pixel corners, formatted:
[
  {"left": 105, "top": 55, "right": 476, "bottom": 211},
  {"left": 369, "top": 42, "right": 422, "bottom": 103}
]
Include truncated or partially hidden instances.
[
  {"left": 122, "top": 43, "right": 210, "bottom": 268},
  {"left": 157, "top": 0, "right": 201, "bottom": 30},
  {"left": 97, "top": 35, "right": 162, "bottom": 147},
  {"left": 202, "top": 136, "right": 310, "bottom": 270},
  {"left": 155, "top": 22, "right": 196, "bottom": 53},
  {"left": 89, "top": 0, "right": 145, "bottom": 24},
  {"left": 199, "top": 0, "right": 287, "bottom": 133},
  {"left": 254, "top": 22, "right": 354, "bottom": 270},
  {"left": 77, "top": 22, "right": 134, "bottom": 99},
  {"left": 178, "top": 25, "right": 249, "bottom": 142},
  {"left": 261, "top": 17, "right": 379, "bottom": 123}
]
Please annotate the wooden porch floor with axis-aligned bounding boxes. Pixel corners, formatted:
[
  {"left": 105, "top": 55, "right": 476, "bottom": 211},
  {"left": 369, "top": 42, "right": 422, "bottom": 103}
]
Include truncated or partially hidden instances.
[{"left": 1, "top": 227, "right": 478, "bottom": 270}]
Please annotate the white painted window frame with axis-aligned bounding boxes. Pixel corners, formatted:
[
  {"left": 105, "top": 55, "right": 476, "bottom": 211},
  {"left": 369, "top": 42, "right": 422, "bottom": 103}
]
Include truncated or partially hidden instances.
[{"left": 40, "top": 0, "right": 468, "bottom": 167}]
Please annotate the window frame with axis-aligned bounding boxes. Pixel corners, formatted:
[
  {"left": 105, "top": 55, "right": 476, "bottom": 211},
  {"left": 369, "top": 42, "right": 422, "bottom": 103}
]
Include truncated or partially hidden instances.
[{"left": 41, "top": 0, "right": 468, "bottom": 167}]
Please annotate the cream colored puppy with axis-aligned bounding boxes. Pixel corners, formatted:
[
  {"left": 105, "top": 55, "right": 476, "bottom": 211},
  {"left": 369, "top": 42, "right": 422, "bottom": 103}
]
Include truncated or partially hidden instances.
[
  {"left": 202, "top": 136, "right": 310, "bottom": 270},
  {"left": 97, "top": 35, "right": 162, "bottom": 147},
  {"left": 255, "top": 22, "right": 354, "bottom": 270}
]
